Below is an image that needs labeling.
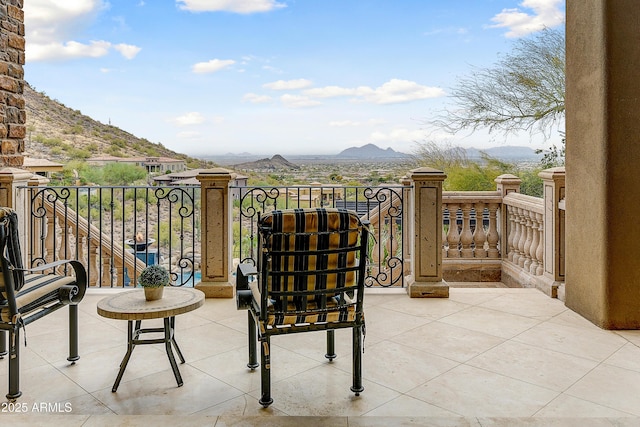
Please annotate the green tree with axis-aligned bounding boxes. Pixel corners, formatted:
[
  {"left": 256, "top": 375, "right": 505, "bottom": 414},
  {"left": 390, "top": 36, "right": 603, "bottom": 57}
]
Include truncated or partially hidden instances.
[
  {"left": 432, "top": 28, "right": 564, "bottom": 137},
  {"left": 101, "top": 163, "right": 147, "bottom": 185}
]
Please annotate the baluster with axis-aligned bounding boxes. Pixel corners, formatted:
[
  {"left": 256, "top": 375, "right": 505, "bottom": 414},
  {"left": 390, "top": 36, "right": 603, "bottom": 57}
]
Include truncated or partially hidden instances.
[
  {"left": 446, "top": 204, "right": 460, "bottom": 258},
  {"left": 45, "top": 214, "right": 55, "bottom": 264},
  {"left": 459, "top": 204, "right": 473, "bottom": 258},
  {"left": 516, "top": 208, "right": 527, "bottom": 268},
  {"left": 472, "top": 203, "right": 487, "bottom": 258},
  {"left": 487, "top": 203, "right": 500, "bottom": 258},
  {"left": 442, "top": 204, "right": 449, "bottom": 258},
  {"left": 522, "top": 210, "right": 533, "bottom": 270},
  {"left": 535, "top": 212, "right": 545, "bottom": 275},
  {"left": 88, "top": 240, "right": 99, "bottom": 287},
  {"left": 508, "top": 205, "right": 519, "bottom": 263}
]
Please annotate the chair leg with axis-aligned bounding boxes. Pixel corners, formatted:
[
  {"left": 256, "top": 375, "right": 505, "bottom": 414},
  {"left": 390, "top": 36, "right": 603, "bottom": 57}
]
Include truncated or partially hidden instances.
[
  {"left": 7, "top": 327, "right": 21, "bottom": 400},
  {"left": 247, "top": 312, "right": 258, "bottom": 369},
  {"left": 68, "top": 304, "right": 80, "bottom": 363},
  {"left": 259, "top": 335, "right": 273, "bottom": 408},
  {"left": 0, "top": 330, "right": 6, "bottom": 358},
  {"left": 325, "top": 329, "right": 336, "bottom": 361},
  {"left": 350, "top": 325, "right": 364, "bottom": 396}
]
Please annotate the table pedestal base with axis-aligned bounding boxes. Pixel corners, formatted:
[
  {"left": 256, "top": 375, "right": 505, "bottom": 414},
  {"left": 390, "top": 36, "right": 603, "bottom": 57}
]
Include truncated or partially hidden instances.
[{"left": 112, "top": 317, "right": 185, "bottom": 392}]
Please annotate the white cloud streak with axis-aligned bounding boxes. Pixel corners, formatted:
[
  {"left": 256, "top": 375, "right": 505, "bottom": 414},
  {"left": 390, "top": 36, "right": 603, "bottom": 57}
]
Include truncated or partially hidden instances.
[
  {"left": 243, "top": 93, "right": 273, "bottom": 104},
  {"left": 489, "top": 0, "right": 565, "bottom": 37},
  {"left": 280, "top": 94, "right": 321, "bottom": 108},
  {"left": 177, "top": 0, "right": 286, "bottom": 14},
  {"left": 263, "top": 79, "right": 313, "bottom": 90},
  {"left": 192, "top": 59, "right": 236, "bottom": 73},
  {"left": 172, "top": 112, "right": 206, "bottom": 126},
  {"left": 304, "top": 79, "right": 444, "bottom": 105},
  {"left": 24, "top": 0, "right": 142, "bottom": 62}
]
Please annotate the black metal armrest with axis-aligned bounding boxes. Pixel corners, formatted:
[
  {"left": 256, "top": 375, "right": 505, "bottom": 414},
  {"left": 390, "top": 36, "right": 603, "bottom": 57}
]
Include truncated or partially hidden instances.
[
  {"left": 236, "top": 263, "right": 257, "bottom": 310},
  {"left": 20, "top": 259, "right": 87, "bottom": 304}
]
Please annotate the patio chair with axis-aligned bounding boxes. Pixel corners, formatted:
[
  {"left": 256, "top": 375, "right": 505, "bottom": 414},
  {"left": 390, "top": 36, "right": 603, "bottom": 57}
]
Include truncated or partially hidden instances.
[
  {"left": 0, "top": 208, "right": 87, "bottom": 400},
  {"left": 236, "top": 208, "right": 369, "bottom": 407}
]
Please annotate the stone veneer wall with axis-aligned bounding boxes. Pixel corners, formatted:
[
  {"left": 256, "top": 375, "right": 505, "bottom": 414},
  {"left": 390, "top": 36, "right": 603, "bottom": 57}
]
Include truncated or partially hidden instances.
[{"left": 0, "top": 0, "right": 25, "bottom": 167}]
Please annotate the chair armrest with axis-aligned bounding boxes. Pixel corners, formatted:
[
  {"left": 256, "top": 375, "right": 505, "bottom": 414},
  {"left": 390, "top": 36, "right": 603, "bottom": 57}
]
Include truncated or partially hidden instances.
[
  {"left": 20, "top": 259, "right": 87, "bottom": 304},
  {"left": 236, "top": 263, "right": 257, "bottom": 310}
]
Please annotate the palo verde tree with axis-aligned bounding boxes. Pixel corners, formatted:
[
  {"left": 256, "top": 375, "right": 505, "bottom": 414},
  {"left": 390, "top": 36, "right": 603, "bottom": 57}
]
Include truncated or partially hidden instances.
[{"left": 429, "top": 27, "right": 566, "bottom": 167}]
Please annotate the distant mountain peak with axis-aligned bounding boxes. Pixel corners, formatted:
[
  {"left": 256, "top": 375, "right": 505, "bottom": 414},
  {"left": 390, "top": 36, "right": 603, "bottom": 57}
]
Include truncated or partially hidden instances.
[{"left": 337, "top": 144, "right": 409, "bottom": 159}]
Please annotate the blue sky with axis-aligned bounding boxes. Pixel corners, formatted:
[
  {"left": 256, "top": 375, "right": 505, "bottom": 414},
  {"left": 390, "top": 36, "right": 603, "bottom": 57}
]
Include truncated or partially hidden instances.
[{"left": 24, "top": 0, "right": 565, "bottom": 157}]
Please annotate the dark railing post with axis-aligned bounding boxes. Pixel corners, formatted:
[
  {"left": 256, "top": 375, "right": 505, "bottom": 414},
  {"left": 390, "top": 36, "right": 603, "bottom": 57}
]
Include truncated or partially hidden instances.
[
  {"left": 407, "top": 167, "right": 448, "bottom": 298},
  {"left": 196, "top": 169, "right": 234, "bottom": 298}
]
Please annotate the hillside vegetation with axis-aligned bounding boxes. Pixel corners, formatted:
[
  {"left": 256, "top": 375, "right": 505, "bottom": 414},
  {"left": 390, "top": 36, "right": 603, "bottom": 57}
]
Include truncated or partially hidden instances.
[{"left": 23, "top": 83, "right": 213, "bottom": 169}]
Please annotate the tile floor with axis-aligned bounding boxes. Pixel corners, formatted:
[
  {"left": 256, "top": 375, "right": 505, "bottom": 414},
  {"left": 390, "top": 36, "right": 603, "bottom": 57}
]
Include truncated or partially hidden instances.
[{"left": 3, "top": 285, "right": 640, "bottom": 426}]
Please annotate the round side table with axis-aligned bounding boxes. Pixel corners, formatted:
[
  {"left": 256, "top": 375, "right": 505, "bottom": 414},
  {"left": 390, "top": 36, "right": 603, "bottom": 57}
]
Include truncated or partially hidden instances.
[{"left": 97, "top": 287, "right": 205, "bottom": 392}]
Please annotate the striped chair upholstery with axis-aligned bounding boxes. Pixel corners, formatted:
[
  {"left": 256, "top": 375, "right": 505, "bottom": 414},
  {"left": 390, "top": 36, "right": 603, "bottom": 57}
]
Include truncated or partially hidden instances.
[
  {"left": 0, "top": 208, "right": 87, "bottom": 400},
  {"left": 236, "top": 208, "right": 369, "bottom": 407}
]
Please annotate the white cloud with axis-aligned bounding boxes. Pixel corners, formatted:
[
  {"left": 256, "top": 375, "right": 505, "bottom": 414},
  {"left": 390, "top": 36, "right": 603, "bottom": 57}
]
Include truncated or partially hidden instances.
[
  {"left": 27, "top": 40, "right": 112, "bottom": 62},
  {"left": 280, "top": 94, "right": 321, "bottom": 108},
  {"left": 263, "top": 79, "right": 313, "bottom": 90},
  {"left": 192, "top": 59, "right": 236, "bottom": 73},
  {"left": 24, "top": 0, "right": 142, "bottom": 62},
  {"left": 489, "top": 0, "right": 565, "bottom": 37},
  {"left": 329, "top": 119, "right": 386, "bottom": 127},
  {"left": 172, "top": 112, "right": 206, "bottom": 126},
  {"left": 114, "top": 43, "right": 141, "bottom": 60},
  {"left": 243, "top": 93, "right": 273, "bottom": 104},
  {"left": 177, "top": 0, "right": 286, "bottom": 14},
  {"left": 304, "top": 79, "right": 444, "bottom": 105}
]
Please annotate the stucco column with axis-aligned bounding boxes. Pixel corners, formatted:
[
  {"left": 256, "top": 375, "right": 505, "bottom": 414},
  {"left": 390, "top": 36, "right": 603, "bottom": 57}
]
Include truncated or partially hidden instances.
[
  {"left": 406, "top": 167, "right": 448, "bottom": 298},
  {"left": 196, "top": 168, "right": 235, "bottom": 298},
  {"left": 495, "top": 174, "right": 521, "bottom": 264},
  {"left": 566, "top": 1, "right": 640, "bottom": 328}
]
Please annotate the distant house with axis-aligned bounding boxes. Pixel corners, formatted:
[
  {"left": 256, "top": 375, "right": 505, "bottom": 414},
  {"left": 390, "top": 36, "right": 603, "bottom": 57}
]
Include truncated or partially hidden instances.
[
  {"left": 22, "top": 157, "right": 64, "bottom": 178},
  {"left": 151, "top": 169, "right": 248, "bottom": 198},
  {"left": 87, "top": 156, "right": 187, "bottom": 174}
]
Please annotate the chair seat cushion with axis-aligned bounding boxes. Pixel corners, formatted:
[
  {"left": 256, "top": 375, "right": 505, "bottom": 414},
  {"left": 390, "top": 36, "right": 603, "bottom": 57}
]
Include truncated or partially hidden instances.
[{"left": 0, "top": 273, "right": 76, "bottom": 322}]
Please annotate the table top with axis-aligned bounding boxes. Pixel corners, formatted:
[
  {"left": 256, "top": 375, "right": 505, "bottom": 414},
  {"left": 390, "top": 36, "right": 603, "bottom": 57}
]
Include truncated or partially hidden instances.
[{"left": 97, "top": 287, "right": 205, "bottom": 321}]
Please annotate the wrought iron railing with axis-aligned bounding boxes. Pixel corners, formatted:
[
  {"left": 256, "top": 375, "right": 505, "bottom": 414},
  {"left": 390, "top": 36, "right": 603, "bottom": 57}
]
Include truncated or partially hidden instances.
[
  {"left": 231, "top": 184, "right": 407, "bottom": 287},
  {"left": 23, "top": 185, "right": 200, "bottom": 288}
]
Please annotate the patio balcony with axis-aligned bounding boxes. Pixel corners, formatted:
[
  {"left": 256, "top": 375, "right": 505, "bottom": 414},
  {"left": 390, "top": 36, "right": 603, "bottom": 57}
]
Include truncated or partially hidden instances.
[{"left": 3, "top": 286, "right": 640, "bottom": 424}]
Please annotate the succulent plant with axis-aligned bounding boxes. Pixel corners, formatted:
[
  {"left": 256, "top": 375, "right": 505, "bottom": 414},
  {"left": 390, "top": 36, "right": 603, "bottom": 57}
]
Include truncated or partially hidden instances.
[{"left": 138, "top": 264, "right": 170, "bottom": 288}]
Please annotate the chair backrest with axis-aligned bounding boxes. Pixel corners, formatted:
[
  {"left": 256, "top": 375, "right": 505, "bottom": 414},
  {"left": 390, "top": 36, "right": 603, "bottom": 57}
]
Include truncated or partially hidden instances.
[
  {"left": 0, "top": 208, "right": 25, "bottom": 304},
  {"left": 257, "top": 208, "right": 368, "bottom": 321}
]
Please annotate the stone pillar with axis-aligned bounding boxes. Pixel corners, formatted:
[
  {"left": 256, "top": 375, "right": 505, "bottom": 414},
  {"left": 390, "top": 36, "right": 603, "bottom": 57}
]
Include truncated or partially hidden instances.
[
  {"left": 0, "top": 167, "right": 34, "bottom": 265},
  {"left": 406, "top": 167, "right": 448, "bottom": 298},
  {"left": 538, "top": 167, "right": 565, "bottom": 299},
  {"left": 566, "top": 0, "right": 640, "bottom": 328},
  {"left": 495, "top": 174, "right": 521, "bottom": 264},
  {"left": 400, "top": 175, "right": 412, "bottom": 279},
  {"left": 0, "top": 0, "right": 26, "bottom": 167},
  {"left": 196, "top": 168, "right": 234, "bottom": 298}
]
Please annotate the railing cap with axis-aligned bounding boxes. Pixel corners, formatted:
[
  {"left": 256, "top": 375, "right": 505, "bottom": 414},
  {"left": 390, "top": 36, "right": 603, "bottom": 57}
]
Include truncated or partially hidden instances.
[
  {"left": 538, "top": 166, "right": 566, "bottom": 181},
  {"left": 408, "top": 167, "right": 446, "bottom": 181}
]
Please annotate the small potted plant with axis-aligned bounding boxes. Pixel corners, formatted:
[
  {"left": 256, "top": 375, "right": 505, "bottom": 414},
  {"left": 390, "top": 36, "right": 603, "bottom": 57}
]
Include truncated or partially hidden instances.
[{"left": 138, "top": 264, "right": 170, "bottom": 301}]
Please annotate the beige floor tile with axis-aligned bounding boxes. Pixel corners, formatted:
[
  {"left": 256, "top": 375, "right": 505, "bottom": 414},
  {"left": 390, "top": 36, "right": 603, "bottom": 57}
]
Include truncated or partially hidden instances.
[
  {"left": 362, "top": 395, "right": 462, "bottom": 417},
  {"left": 391, "top": 321, "right": 505, "bottom": 363},
  {"left": 439, "top": 306, "right": 542, "bottom": 339},
  {"left": 513, "top": 321, "right": 628, "bottom": 362},
  {"left": 477, "top": 291, "right": 568, "bottom": 319},
  {"left": 533, "top": 394, "right": 636, "bottom": 417},
  {"left": 466, "top": 340, "right": 599, "bottom": 391},
  {"left": 82, "top": 414, "right": 218, "bottom": 426},
  {"left": 407, "top": 364, "right": 559, "bottom": 417},
  {"left": 566, "top": 364, "right": 640, "bottom": 416},
  {"left": 216, "top": 415, "right": 349, "bottom": 427},
  {"left": 603, "top": 342, "right": 640, "bottom": 373},
  {"left": 190, "top": 344, "right": 322, "bottom": 393},
  {"left": 356, "top": 305, "right": 432, "bottom": 345},
  {"left": 361, "top": 340, "right": 459, "bottom": 393},
  {"left": 91, "top": 364, "right": 244, "bottom": 415},
  {"left": 382, "top": 295, "right": 471, "bottom": 320},
  {"left": 252, "top": 363, "right": 400, "bottom": 416},
  {"left": 194, "top": 394, "right": 288, "bottom": 416}
]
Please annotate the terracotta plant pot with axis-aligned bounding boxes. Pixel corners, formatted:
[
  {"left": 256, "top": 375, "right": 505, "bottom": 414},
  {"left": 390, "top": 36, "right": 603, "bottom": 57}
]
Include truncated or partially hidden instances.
[{"left": 144, "top": 286, "right": 164, "bottom": 301}]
